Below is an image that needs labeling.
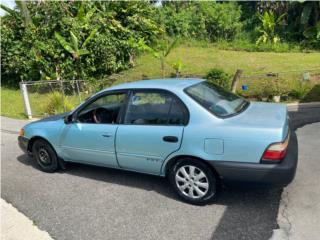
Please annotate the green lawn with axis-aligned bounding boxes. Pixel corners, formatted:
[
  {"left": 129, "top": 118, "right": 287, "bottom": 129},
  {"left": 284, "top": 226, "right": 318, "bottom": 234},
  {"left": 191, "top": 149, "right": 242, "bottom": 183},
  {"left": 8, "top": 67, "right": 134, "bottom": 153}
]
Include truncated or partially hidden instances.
[
  {"left": 112, "top": 46, "right": 320, "bottom": 85},
  {"left": 1, "top": 46, "right": 320, "bottom": 119},
  {"left": 1, "top": 87, "right": 27, "bottom": 119}
]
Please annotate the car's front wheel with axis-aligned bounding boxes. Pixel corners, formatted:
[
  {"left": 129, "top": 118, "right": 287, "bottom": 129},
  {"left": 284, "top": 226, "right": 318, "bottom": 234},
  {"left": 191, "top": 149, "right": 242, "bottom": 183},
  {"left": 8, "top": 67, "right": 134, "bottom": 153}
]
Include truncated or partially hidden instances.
[
  {"left": 32, "top": 139, "right": 58, "bottom": 173},
  {"left": 169, "top": 159, "right": 218, "bottom": 205}
]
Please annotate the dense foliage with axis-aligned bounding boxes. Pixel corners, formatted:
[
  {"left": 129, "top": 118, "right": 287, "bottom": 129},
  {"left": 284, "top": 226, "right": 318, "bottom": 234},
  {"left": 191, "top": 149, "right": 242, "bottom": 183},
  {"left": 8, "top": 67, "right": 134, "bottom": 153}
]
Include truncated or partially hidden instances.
[
  {"left": 157, "top": 2, "right": 242, "bottom": 41},
  {"left": 240, "top": 1, "right": 320, "bottom": 48},
  {"left": 1, "top": 1, "right": 319, "bottom": 87},
  {"left": 1, "top": 1, "right": 160, "bottom": 85}
]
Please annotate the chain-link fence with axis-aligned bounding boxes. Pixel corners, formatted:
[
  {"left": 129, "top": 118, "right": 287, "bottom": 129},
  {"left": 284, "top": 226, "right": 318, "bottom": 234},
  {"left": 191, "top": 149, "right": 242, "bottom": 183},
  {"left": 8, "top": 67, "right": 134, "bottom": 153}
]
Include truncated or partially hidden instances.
[{"left": 19, "top": 80, "right": 98, "bottom": 119}]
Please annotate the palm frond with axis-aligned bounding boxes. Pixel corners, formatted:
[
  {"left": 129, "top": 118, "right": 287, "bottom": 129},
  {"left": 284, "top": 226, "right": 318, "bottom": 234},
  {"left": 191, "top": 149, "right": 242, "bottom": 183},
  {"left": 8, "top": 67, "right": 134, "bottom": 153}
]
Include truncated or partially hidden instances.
[
  {"left": 82, "top": 28, "right": 98, "bottom": 48},
  {"left": 54, "top": 32, "right": 74, "bottom": 54}
]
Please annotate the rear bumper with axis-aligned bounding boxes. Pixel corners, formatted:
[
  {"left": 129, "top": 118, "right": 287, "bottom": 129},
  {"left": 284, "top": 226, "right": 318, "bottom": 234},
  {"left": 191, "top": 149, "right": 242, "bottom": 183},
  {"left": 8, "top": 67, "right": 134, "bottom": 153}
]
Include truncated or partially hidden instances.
[
  {"left": 18, "top": 136, "right": 30, "bottom": 153},
  {"left": 207, "top": 131, "right": 298, "bottom": 187}
]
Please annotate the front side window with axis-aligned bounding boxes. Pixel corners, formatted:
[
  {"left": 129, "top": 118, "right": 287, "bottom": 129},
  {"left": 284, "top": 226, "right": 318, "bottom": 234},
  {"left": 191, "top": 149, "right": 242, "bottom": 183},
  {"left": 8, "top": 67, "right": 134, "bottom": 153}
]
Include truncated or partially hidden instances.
[
  {"left": 124, "top": 91, "right": 186, "bottom": 125},
  {"left": 185, "top": 82, "right": 249, "bottom": 118},
  {"left": 77, "top": 92, "right": 126, "bottom": 124}
]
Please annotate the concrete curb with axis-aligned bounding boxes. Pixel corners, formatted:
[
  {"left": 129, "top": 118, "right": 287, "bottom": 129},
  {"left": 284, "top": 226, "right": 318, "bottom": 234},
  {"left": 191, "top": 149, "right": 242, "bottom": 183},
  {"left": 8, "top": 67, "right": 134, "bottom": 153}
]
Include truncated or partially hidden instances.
[
  {"left": 286, "top": 101, "right": 320, "bottom": 107},
  {"left": 1, "top": 199, "right": 53, "bottom": 240},
  {"left": 286, "top": 102, "right": 320, "bottom": 112}
]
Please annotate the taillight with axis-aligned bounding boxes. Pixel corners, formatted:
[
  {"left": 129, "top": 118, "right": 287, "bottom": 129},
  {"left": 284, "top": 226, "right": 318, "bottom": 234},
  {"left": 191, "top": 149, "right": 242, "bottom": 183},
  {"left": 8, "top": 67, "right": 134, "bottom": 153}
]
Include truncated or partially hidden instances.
[{"left": 261, "top": 133, "right": 290, "bottom": 163}]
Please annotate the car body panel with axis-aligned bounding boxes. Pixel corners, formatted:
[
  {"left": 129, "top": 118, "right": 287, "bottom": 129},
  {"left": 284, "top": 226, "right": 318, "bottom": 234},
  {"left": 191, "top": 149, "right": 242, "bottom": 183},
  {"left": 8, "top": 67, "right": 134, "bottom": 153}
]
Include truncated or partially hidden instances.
[
  {"left": 59, "top": 123, "right": 119, "bottom": 167},
  {"left": 23, "top": 117, "right": 66, "bottom": 154},
  {"left": 116, "top": 125, "right": 184, "bottom": 174}
]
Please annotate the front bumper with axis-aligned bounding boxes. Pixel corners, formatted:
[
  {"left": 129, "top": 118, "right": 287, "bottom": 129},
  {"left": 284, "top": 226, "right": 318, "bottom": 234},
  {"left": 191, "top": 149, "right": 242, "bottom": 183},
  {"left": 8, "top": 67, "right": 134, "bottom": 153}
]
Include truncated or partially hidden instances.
[
  {"left": 18, "top": 136, "right": 30, "bottom": 153},
  {"left": 207, "top": 131, "right": 298, "bottom": 187}
]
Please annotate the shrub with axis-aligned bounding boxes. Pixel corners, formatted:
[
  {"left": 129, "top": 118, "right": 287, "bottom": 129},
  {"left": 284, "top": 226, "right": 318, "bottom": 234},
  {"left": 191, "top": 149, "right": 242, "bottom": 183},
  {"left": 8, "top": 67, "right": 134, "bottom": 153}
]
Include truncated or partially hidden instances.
[
  {"left": 289, "top": 80, "right": 313, "bottom": 100},
  {"left": 205, "top": 68, "right": 232, "bottom": 90},
  {"left": 246, "top": 78, "right": 273, "bottom": 100},
  {"left": 44, "top": 92, "right": 74, "bottom": 115},
  {"left": 268, "top": 77, "right": 292, "bottom": 96},
  {"left": 243, "top": 77, "right": 292, "bottom": 101}
]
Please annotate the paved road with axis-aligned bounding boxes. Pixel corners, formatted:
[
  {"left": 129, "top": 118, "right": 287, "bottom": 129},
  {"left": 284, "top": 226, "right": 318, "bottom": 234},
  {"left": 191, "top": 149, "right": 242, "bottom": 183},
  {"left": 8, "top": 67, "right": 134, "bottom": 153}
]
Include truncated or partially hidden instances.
[
  {"left": 272, "top": 122, "right": 320, "bottom": 240},
  {"left": 1, "top": 106, "right": 319, "bottom": 240}
]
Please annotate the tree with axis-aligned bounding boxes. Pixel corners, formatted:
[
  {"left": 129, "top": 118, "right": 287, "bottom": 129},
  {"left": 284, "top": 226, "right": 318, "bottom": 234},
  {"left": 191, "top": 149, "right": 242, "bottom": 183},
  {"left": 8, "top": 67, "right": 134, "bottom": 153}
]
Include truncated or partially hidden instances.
[{"left": 150, "top": 38, "right": 178, "bottom": 77}]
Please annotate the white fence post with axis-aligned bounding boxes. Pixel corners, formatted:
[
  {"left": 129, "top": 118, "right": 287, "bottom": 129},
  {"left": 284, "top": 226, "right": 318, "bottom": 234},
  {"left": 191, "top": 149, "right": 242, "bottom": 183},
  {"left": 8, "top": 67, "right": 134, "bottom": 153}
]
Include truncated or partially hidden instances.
[{"left": 19, "top": 82, "right": 32, "bottom": 119}]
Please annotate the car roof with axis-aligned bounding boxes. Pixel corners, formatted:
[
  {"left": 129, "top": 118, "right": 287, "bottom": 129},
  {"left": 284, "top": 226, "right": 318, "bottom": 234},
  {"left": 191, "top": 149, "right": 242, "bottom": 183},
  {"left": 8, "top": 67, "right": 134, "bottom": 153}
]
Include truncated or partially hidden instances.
[{"left": 105, "top": 78, "right": 204, "bottom": 92}]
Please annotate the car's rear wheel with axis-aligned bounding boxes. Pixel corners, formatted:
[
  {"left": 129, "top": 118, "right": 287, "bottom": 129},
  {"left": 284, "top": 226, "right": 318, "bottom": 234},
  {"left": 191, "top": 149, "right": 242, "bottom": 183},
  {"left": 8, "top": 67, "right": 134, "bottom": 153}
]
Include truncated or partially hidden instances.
[
  {"left": 32, "top": 139, "right": 58, "bottom": 173},
  {"left": 169, "top": 158, "right": 218, "bottom": 205}
]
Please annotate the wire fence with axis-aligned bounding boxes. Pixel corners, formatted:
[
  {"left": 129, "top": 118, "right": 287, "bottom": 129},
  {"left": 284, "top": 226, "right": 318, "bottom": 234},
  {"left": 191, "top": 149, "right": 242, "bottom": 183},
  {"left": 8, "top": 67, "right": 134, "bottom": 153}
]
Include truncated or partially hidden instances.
[{"left": 20, "top": 80, "right": 92, "bottom": 118}]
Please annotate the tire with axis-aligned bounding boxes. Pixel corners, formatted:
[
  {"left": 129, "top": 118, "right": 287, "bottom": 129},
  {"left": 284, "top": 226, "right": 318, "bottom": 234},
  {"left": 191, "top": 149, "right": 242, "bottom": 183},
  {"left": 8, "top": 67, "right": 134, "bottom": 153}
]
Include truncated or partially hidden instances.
[
  {"left": 169, "top": 158, "right": 218, "bottom": 205},
  {"left": 32, "top": 139, "right": 59, "bottom": 173}
]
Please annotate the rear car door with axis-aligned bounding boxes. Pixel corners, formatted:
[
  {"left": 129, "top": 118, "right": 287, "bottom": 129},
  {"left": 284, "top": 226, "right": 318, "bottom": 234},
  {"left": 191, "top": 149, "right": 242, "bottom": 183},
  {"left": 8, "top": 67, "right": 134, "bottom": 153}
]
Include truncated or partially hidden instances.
[{"left": 116, "top": 89, "right": 188, "bottom": 174}]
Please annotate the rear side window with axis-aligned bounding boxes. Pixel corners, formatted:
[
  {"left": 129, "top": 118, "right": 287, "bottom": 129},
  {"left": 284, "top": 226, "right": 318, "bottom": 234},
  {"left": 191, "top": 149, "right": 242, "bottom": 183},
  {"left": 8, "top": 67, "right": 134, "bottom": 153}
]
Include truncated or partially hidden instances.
[
  {"left": 185, "top": 82, "right": 249, "bottom": 118},
  {"left": 124, "top": 91, "right": 187, "bottom": 125}
]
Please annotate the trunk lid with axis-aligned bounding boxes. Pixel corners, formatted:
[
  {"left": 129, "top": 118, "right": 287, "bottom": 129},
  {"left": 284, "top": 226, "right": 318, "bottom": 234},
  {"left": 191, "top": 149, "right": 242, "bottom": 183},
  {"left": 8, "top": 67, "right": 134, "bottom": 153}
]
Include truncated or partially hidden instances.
[{"left": 226, "top": 102, "right": 289, "bottom": 141}]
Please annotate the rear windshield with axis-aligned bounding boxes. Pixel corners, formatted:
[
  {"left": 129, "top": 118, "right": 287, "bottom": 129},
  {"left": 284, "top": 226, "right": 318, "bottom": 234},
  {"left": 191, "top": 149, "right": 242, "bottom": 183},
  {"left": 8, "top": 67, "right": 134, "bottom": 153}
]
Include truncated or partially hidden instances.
[{"left": 185, "top": 82, "right": 249, "bottom": 118}]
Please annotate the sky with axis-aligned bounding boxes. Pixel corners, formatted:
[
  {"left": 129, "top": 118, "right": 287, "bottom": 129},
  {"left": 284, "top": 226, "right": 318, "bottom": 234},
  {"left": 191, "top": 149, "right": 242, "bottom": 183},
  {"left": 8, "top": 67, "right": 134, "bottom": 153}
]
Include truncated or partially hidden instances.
[{"left": 0, "top": 0, "right": 16, "bottom": 16}]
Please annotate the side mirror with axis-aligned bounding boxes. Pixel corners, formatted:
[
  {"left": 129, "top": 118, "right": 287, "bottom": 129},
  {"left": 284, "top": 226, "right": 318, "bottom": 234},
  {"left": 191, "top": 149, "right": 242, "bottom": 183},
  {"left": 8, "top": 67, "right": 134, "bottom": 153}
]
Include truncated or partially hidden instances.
[{"left": 64, "top": 114, "right": 74, "bottom": 124}]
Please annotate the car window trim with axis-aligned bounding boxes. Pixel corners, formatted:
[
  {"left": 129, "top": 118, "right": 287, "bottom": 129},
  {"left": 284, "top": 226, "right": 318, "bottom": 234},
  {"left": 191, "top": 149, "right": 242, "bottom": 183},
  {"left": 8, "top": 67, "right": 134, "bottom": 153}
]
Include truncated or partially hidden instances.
[
  {"left": 72, "top": 89, "right": 129, "bottom": 125},
  {"left": 121, "top": 88, "right": 189, "bottom": 126}
]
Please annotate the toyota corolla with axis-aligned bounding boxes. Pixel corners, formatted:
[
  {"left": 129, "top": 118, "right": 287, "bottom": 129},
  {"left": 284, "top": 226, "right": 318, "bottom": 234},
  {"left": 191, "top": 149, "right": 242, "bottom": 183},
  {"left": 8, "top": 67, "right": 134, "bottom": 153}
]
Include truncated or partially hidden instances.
[{"left": 18, "top": 79, "right": 298, "bottom": 204}]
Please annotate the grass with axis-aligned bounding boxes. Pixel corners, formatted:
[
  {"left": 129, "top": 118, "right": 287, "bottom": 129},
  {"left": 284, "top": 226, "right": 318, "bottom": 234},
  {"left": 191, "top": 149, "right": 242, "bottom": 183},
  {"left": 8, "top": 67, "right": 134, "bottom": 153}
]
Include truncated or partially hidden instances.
[
  {"left": 1, "top": 45, "right": 320, "bottom": 119},
  {"left": 1, "top": 87, "right": 26, "bottom": 119},
  {"left": 112, "top": 45, "right": 320, "bottom": 85},
  {"left": 0, "top": 87, "right": 82, "bottom": 119}
]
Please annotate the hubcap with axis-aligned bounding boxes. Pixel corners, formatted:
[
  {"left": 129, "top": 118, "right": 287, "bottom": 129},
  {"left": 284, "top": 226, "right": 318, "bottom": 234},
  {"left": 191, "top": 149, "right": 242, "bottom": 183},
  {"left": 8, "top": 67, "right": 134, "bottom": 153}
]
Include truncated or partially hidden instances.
[
  {"left": 175, "top": 165, "right": 209, "bottom": 199},
  {"left": 38, "top": 148, "right": 51, "bottom": 165}
]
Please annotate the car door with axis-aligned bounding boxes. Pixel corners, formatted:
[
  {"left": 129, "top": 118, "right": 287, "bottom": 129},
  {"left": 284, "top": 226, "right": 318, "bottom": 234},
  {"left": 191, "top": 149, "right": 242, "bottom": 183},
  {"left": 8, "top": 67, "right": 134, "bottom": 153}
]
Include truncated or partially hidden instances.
[
  {"left": 116, "top": 89, "right": 188, "bottom": 175},
  {"left": 60, "top": 91, "right": 127, "bottom": 167}
]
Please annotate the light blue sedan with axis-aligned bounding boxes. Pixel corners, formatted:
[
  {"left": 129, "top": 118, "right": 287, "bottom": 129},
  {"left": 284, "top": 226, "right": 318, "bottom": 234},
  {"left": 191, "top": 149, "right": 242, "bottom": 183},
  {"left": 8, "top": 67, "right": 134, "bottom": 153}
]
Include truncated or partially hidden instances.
[{"left": 18, "top": 79, "right": 297, "bottom": 204}]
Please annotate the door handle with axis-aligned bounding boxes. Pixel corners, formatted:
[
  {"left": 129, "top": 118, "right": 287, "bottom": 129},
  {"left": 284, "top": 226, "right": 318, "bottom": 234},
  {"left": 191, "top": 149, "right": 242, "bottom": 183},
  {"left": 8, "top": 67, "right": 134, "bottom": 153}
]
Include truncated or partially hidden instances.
[
  {"left": 102, "top": 133, "right": 112, "bottom": 138},
  {"left": 163, "top": 136, "right": 179, "bottom": 143}
]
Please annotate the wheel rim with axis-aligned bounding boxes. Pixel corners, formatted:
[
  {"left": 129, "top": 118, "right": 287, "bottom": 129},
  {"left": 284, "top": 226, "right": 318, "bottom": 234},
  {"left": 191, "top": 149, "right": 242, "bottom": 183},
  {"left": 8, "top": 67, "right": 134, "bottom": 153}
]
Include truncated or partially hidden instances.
[
  {"left": 38, "top": 147, "right": 51, "bottom": 165},
  {"left": 175, "top": 165, "right": 209, "bottom": 199}
]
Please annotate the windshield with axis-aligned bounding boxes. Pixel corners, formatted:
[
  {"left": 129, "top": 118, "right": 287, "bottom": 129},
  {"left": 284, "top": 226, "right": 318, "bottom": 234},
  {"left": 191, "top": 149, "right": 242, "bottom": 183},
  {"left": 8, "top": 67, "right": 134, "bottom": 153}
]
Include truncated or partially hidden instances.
[{"left": 185, "top": 82, "right": 249, "bottom": 118}]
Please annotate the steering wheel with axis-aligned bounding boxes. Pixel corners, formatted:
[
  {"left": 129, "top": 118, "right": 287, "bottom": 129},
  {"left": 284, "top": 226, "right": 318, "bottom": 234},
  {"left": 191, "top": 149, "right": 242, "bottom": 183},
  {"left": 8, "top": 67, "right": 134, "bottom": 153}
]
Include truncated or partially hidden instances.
[{"left": 92, "top": 108, "right": 112, "bottom": 124}]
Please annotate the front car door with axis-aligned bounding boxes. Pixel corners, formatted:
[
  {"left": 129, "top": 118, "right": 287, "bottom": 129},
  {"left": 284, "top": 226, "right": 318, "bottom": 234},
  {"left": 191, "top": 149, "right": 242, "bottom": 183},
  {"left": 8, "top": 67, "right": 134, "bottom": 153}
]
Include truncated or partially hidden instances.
[
  {"left": 60, "top": 91, "right": 127, "bottom": 167},
  {"left": 116, "top": 89, "right": 188, "bottom": 175}
]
